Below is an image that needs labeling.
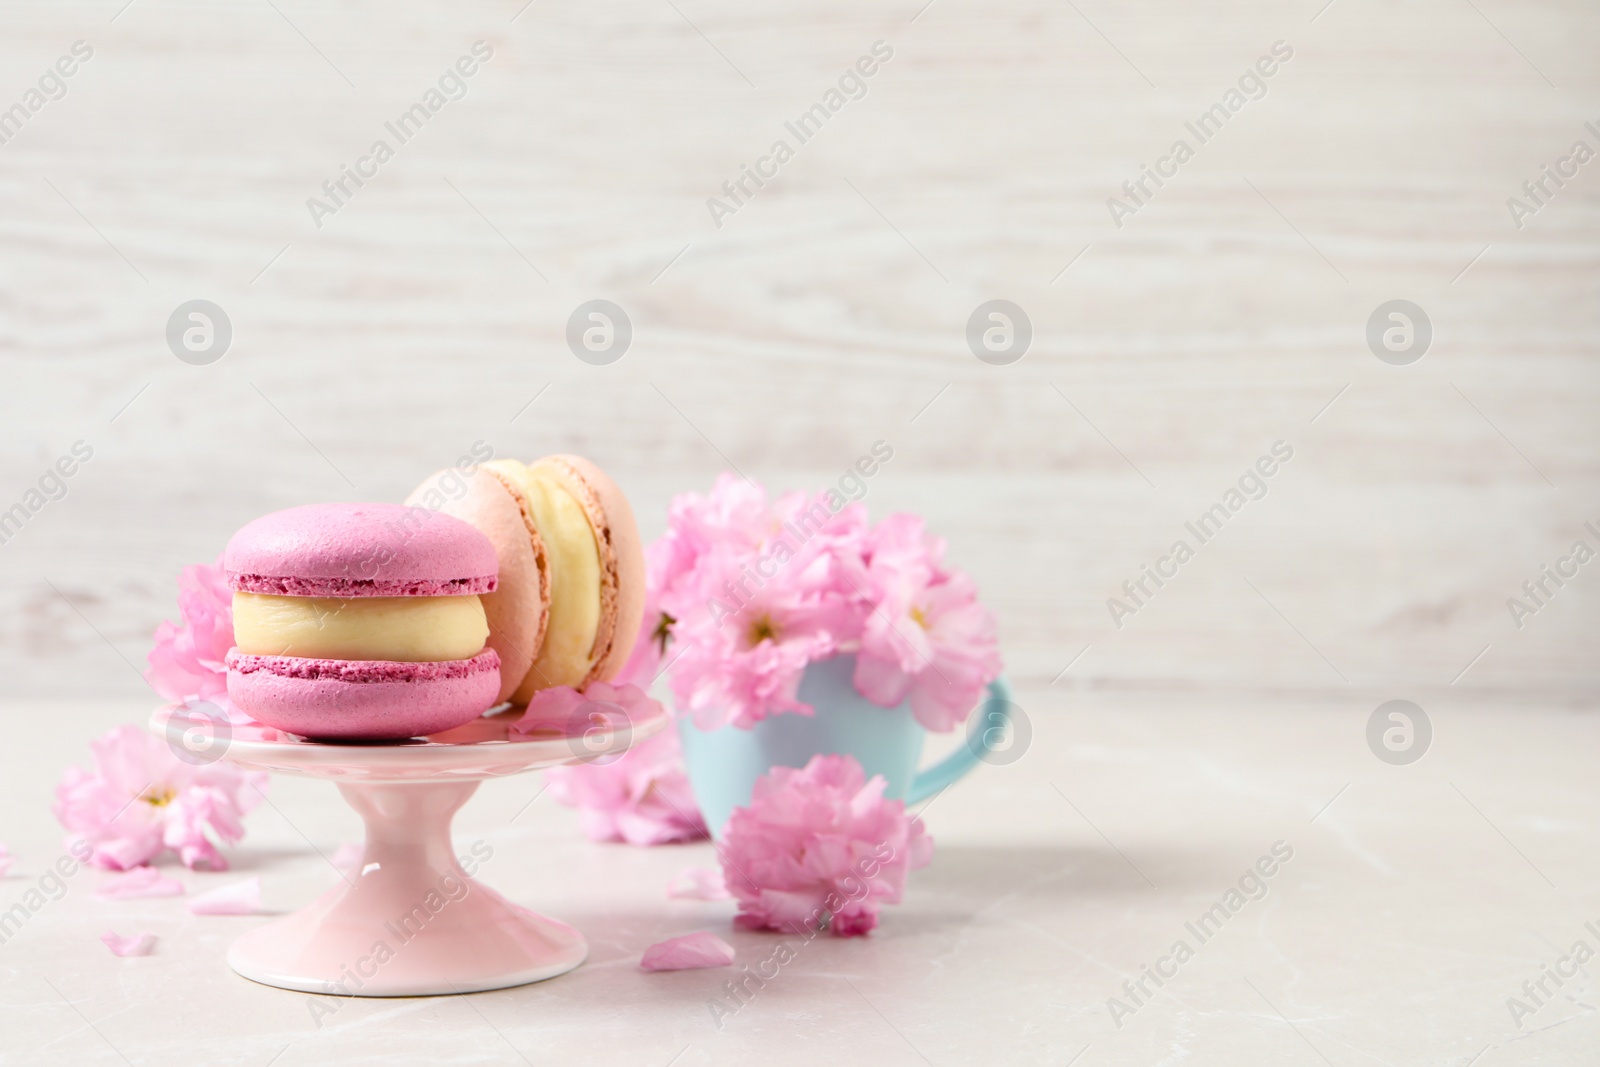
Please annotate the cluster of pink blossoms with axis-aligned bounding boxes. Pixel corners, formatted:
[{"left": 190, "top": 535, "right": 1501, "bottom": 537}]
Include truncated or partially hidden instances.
[
  {"left": 53, "top": 560, "right": 266, "bottom": 871},
  {"left": 632, "top": 473, "right": 1002, "bottom": 733},
  {"left": 55, "top": 724, "right": 267, "bottom": 871},
  {"left": 721, "top": 754, "right": 933, "bottom": 936},
  {"left": 545, "top": 474, "right": 1000, "bottom": 855}
]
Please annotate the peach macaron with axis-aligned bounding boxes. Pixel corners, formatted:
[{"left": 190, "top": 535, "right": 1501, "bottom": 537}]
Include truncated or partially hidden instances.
[{"left": 407, "top": 455, "right": 644, "bottom": 706}]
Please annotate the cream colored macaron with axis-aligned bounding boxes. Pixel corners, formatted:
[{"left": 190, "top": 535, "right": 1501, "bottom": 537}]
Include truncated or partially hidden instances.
[{"left": 407, "top": 455, "right": 644, "bottom": 706}]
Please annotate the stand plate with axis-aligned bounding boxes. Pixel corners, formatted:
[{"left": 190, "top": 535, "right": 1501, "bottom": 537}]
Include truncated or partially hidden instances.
[{"left": 152, "top": 703, "right": 664, "bottom": 996}]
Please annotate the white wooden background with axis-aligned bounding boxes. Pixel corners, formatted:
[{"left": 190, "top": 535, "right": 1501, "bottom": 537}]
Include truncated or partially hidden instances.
[{"left": 0, "top": 0, "right": 1595, "bottom": 707}]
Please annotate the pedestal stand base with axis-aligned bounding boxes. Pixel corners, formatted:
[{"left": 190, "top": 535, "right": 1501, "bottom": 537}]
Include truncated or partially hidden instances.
[{"left": 228, "top": 780, "right": 586, "bottom": 996}]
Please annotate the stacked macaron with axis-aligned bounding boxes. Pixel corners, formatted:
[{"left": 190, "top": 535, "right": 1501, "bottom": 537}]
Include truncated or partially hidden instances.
[
  {"left": 223, "top": 503, "right": 503, "bottom": 740},
  {"left": 219, "top": 456, "right": 646, "bottom": 741},
  {"left": 406, "top": 454, "right": 644, "bottom": 706}
]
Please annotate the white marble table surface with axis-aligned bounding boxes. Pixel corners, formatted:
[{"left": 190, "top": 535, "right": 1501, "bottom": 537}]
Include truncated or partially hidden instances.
[{"left": 1, "top": 691, "right": 1595, "bottom": 1066}]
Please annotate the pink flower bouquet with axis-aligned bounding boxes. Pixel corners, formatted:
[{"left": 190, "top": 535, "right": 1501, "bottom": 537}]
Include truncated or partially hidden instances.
[
  {"left": 643, "top": 473, "right": 1002, "bottom": 733},
  {"left": 536, "top": 472, "right": 999, "bottom": 859}
]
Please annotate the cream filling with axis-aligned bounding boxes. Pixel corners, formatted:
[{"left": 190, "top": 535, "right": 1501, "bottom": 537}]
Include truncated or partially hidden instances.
[
  {"left": 232, "top": 592, "right": 489, "bottom": 663},
  {"left": 486, "top": 458, "right": 602, "bottom": 696}
]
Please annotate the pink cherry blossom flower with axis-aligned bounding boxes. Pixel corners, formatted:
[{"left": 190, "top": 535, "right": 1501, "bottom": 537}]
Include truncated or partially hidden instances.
[
  {"left": 101, "top": 930, "right": 157, "bottom": 957},
  {"left": 623, "top": 473, "right": 781, "bottom": 688},
  {"left": 533, "top": 684, "right": 708, "bottom": 847},
  {"left": 720, "top": 754, "right": 932, "bottom": 937},
  {"left": 663, "top": 473, "right": 776, "bottom": 573},
  {"left": 666, "top": 497, "right": 868, "bottom": 731},
  {"left": 667, "top": 601, "right": 838, "bottom": 731},
  {"left": 54, "top": 724, "right": 267, "bottom": 871},
  {"left": 640, "top": 930, "right": 735, "bottom": 971},
  {"left": 145, "top": 560, "right": 249, "bottom": 722},
  {"left": 852, "top": 513, "right": 1002, "bottom": 732}
]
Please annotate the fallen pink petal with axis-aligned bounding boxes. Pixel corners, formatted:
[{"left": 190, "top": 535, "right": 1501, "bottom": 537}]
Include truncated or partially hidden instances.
[
  {"left": 331, "top": 842, "right": 363, "bottom": 871},
  {"left": 101, "top": 930, "right": 157, "bottom": 957},
  {"left": 640, "top": 930, "right": 736, "bottom": 971},
  {"left": 668, "top": 866, "right": 731, "bottom": 901},
  {"left": 187, "top": 877, "right": 264, "bottom": 915},
  {"left": 0, "top": 843, "right": 12, "bottom": 879},
  {"left": 96, "top": 867, "right": 184, "bottom": 899}
]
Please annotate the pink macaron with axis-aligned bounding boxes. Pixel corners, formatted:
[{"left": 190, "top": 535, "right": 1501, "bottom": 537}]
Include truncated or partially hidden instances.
[{"left": 222, "top": 503, "right": 503, "bottom": 741}]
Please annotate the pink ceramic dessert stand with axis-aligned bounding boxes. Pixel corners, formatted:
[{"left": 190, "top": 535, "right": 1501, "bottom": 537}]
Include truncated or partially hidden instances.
[{"left": 149, "top": 703, "right": 665, "bottom": 997}]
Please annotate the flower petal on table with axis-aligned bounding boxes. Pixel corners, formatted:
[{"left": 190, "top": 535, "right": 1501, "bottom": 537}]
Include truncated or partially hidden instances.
[
  {"left": 668, "top": 866, "right": 731, "bottom": 901},
  {"left": 187, "top": 877, "right": 264, "bottom": 915},
  {"left": 101, "top": 930, "right": 157, "bottom": 957},
  {"left": 640, "top": 931, "right": 735, "bottom": 971},
  {"left": 96, "top": 867, "right": 185, "bottom": 899}
]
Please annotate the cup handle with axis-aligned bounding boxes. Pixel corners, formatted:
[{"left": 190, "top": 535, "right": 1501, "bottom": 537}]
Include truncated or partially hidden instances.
[{"left": 906, "top": 676, "right": 1011, "bottom": 804}]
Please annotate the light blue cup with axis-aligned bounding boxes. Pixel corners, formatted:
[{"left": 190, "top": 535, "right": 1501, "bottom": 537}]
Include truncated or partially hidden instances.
[{"left": 677, "top": 653, "right": 1012, "bottom": 837}]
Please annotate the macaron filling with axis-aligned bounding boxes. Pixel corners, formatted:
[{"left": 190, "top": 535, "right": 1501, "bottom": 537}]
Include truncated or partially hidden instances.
[
  {"left": 486, "top": 459, "right": 603, "bottom": 694},
  {"left": 232, "top": 592, "right": 490, "bottom": 663}
]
